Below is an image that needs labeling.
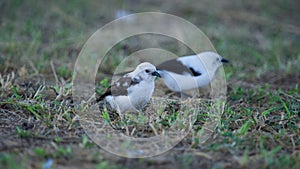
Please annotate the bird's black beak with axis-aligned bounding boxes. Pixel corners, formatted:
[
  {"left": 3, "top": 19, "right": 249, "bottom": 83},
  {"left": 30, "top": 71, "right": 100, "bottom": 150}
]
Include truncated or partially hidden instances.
[
  {"left": 221, "top": 58, "right": 229, "bottom": 63},
  {"left": 151, "top": 71, "right": 161, "bottom": 78}
]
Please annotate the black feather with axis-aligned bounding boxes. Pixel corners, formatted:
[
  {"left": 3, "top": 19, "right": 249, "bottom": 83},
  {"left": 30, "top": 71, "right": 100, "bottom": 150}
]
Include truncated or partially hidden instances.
[{"left": 96, "top": 76, "right": 139, "bottom": 102}]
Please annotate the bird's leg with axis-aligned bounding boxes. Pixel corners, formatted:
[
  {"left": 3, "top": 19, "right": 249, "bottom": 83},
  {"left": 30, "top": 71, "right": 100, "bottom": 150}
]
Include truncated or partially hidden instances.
[
  {"left": 180, "top": 92, "right": 192, "bottom": 98},
  {"left": 166, "top": 91, "right": 180, "bottom": 98},
  {"left": 116, "top": 107, "right": 124, "bottom": 120},
  {"left": 114, "top": 104, "right": 131, "bottom": 136},
  {"left": 166, "top": 91, "right": 192, "bottom": 98}
]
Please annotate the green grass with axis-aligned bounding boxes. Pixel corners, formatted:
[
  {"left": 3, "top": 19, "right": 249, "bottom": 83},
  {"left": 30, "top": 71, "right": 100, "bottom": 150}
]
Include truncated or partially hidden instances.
[
  {"left": 0, "top": 153, "right": 27, "bottom": 169},
  {"left": 1, "top": 0, "right": 300, "bottom": 169}
]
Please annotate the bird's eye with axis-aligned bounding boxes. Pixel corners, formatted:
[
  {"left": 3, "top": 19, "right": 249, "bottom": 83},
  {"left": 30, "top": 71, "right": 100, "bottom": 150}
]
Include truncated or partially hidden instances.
[{"left": 145, "top": 69, "right": 150, "bottom": 73}]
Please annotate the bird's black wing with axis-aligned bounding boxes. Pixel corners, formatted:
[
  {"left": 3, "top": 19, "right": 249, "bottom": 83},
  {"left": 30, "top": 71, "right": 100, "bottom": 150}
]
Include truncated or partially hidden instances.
[
  {"left": 157, "top": 59, "right": 202, "bottom": 76},
  {"left": 97, "top": 76, "right": 139, "bottom": 101},
  {"left": 188, "top": 67, "right": 202, "bottom": 76}
]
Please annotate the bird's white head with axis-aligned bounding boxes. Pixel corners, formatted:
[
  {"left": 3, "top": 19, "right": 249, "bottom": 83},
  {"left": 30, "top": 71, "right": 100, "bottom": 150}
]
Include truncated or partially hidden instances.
[
  {"left": 198, "top": 51, "right": 229, "bottom": 75},
  {"left": 131, "top": 62, "right": 161, "bottom": 82}
]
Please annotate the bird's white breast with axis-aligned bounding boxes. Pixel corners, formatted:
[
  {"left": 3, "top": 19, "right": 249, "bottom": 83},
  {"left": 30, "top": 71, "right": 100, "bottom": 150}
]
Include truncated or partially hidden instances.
[{"left": 128, "top": 80, "right": 154, "bottom": 109}]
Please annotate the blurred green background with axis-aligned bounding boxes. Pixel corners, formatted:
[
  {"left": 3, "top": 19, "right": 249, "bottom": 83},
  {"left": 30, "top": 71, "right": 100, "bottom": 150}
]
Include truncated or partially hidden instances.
[{"left": 1, "top": 0, "right": 299, "bottom": 78}]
